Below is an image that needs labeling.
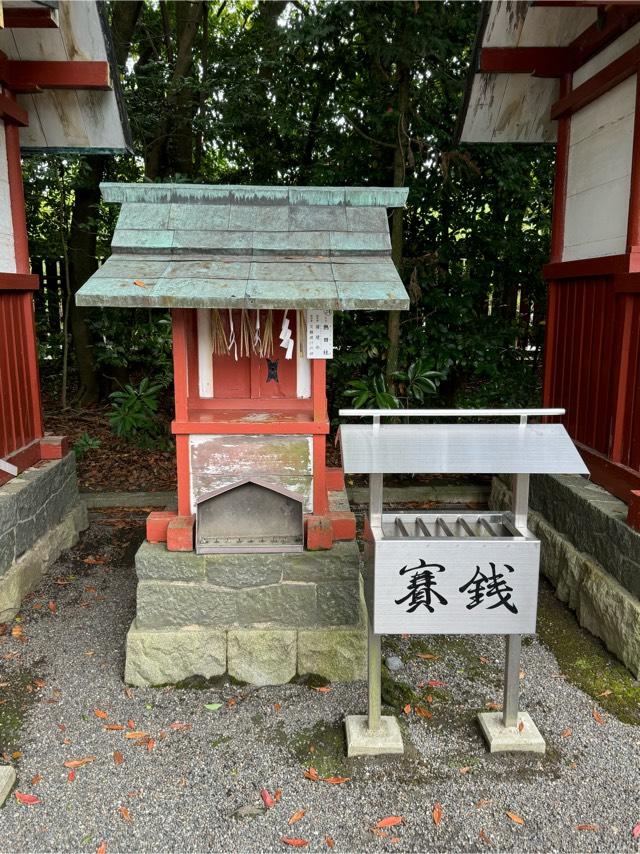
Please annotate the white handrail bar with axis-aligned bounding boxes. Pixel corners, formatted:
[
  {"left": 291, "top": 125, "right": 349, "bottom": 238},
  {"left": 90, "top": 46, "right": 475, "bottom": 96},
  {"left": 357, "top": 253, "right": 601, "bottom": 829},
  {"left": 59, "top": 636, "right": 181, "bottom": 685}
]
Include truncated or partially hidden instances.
[{"left": 338, "top": 408, "right": 565, "bottom": 418}]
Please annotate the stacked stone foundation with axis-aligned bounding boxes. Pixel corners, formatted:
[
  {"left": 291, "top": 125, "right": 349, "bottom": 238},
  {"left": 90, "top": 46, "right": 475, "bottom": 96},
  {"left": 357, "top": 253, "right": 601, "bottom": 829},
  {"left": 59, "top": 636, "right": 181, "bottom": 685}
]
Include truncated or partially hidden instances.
[
  {"left": 126, "top": 540, "right": 367, "bottom": 686},
  {"left": 0, "top": 453, "right": 88, "bottom": 622},
  {"left": 491, "top": 474, "right": 640, "bottom": 678}
]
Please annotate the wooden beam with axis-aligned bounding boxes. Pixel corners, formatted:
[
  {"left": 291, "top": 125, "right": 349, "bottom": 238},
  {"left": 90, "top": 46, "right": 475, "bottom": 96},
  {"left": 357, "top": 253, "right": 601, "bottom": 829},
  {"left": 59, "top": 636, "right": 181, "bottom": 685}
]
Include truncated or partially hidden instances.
[
  {"left": 0, "top": 59, "right": 111, "bottom": 93},
  {"left": 2, "top": 6, "right": 58, "bottom": 28},
  {"left": 0, "top": 273, "right": 39, "bottom": 291},
  {"left": 0, "top": 92, "right": 28, "bottom": 126},
  {"left": 570, "top": 4, "right": 640, "bottom": 69},
  {"left": 551, "top": 42, "right": 640, "bottom": 120},
  {"left": 575, "top": 441, "right": 640, "bottom": 506},
  {"left": 543, "top": 254, "right": 629, "bottom": 279},
  {"left": 480, "top": 47, "right": 573, "bottom": 77}
]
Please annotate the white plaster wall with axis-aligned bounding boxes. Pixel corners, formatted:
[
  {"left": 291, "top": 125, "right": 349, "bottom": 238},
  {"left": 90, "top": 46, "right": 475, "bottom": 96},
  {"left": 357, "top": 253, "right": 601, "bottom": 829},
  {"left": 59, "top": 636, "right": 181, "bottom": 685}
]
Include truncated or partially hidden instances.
[
  {"left": 0, "top": 119, "right": 17, "bottom": 274},
  {"left": 573, "top": 23, "right": 640, "bottom": 87},
  {"left": 563, "top": 77, "right": 636, "bottom": 262}
]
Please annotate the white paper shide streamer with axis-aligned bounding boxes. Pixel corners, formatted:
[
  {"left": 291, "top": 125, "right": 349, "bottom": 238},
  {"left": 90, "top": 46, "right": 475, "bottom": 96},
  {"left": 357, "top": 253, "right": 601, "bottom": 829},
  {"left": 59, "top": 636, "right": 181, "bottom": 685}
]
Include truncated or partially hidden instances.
[{"left": 279, "top": 310, "right": 294, "bottom": 360}]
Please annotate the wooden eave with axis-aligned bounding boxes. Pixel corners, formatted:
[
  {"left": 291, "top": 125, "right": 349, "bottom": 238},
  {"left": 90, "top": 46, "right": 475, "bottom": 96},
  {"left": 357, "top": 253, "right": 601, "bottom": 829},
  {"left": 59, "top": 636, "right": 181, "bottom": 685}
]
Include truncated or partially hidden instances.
[{"left": 0, "top": 52, "right": 111, "bottom": 92}]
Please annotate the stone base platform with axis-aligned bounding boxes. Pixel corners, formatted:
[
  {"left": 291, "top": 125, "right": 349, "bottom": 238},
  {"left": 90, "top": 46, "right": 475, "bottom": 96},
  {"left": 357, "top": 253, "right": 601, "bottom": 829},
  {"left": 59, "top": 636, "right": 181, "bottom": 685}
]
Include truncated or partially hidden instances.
[
  {"left": 125, "top": 540, "right": 368, "bottom": 686},
  {"left": 478, "top": 711, "right": 545, "bottom": 754},
  {"left": 0, "top": 453, "right": 88, "bottom": 623},
  {"left": 491, "top": 475, "right": 640, "bottom": 678},
  {"left": 345, "top": 715, "right": 404, "bottom": 757}
]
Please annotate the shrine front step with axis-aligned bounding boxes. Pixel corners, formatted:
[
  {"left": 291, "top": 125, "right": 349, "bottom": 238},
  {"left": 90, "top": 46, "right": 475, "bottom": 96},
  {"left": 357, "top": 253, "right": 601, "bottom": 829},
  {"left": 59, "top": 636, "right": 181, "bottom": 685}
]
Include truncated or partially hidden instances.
[
  {"left": 125, "top": 576, "right": 368, "bottom": 687},
  {"left": 134, "top": 540, "right": 362, "bottom": 630}
]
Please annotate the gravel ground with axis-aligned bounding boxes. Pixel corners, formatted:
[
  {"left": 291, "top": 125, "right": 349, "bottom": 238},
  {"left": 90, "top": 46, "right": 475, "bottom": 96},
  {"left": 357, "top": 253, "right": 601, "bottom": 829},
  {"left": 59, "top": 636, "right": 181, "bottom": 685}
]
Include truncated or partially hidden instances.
[{"left": 1, "top": 510, "right": 639, "bottom": 853}]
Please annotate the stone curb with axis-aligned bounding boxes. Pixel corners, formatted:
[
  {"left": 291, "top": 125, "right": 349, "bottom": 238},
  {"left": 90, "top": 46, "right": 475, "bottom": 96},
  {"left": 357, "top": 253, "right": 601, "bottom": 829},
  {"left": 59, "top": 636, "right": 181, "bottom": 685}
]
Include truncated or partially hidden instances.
[{"left": 81, "top": 483, "right": 488, "bottom": 510}]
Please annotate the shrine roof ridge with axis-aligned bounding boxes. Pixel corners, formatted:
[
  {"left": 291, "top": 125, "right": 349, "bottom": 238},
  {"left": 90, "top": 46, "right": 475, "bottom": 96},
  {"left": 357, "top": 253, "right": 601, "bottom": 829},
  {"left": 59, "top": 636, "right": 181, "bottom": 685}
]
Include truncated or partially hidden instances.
[{"left": 100, "top": 183, "right": 409, "bottom": 208}]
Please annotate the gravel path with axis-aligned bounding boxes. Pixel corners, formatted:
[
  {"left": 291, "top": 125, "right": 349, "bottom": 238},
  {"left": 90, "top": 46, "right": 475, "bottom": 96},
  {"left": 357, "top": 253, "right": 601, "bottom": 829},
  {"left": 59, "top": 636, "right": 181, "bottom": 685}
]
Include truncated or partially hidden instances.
[{"left": 1, "top": 510, "right": 639, "bottom": 853}]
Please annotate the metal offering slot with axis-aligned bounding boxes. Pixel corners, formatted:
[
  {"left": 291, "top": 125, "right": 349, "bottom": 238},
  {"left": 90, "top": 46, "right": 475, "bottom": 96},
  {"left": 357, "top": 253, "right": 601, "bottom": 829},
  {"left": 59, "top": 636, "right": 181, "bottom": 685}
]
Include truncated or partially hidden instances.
[
  {"left": 435, "top": 517, "right": 454, "bottom": 537},
  {"left": 415, "top": 517, "right": 431, "bottom": 537},
  {"left": 457, "top": 516, "right": 477, "bottom": 537},
  {"left": 479, "top": 517, "right": 498, "bottom": 537},
  {"left": 395, "top": 517, "right": 409, "bottom": 537},
  {"left": 380, "top": 512, "right": 524, "bottom": 540}
]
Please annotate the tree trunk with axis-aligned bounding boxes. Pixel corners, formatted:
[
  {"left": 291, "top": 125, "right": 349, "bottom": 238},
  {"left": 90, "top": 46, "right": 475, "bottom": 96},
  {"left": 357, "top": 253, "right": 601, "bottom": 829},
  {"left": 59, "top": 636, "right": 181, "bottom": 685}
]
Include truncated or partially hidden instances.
[
  {"left": 145, "top": 1, "right": 204, "bottom": 180},
  {"left": 385, "top": 62, "right": 410, "bottom": 385},
  {"left": 65, "top": 1, "right": 143, "bottom": 404}
]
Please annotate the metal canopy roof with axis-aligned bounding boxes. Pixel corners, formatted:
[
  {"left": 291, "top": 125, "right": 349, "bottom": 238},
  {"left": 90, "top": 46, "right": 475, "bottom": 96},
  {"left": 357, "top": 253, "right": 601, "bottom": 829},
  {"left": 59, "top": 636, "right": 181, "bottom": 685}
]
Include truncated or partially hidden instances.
[
  {"left": 457, "top": 2, "right": 597, "bottom": 144},
  {"left": 339, "top": 423, "right": 589, "bottom": 475},
  {"left": 75, "top": 184, "right": 410, "bottom": 311},
  {"left": 0, "top": 1, "right": 131, "bottom": 152}
]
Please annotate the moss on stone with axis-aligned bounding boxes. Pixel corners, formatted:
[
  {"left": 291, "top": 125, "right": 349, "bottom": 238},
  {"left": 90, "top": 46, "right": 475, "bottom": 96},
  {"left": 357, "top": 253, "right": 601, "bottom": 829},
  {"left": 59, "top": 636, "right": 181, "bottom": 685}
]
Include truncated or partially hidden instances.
[
  {"left": 537, "top": 582, "right": 640, "bottom": 725},
  {"left": 0, "top": 665, "right": 41, "bottom": 758},
  {"left": 290, "top": 719, "right": 350, "bottom": 778}
]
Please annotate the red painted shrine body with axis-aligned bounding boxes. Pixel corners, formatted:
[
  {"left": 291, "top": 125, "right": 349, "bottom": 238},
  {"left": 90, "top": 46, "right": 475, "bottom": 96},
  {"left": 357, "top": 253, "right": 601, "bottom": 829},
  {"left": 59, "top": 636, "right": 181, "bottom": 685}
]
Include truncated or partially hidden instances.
[
  {"left": 459, "top": 1, "right": 640, "bottom": 528},
  {"left": 77, "top": 183, "right": 410, "bottom": 553}
]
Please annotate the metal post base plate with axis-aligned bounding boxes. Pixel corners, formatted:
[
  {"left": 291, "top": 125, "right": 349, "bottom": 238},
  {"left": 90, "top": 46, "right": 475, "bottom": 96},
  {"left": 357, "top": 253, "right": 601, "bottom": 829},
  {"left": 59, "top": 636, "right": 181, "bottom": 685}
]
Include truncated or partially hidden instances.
[
  {"left": 477, "top": 711, "right": 545, "bottom": 754},
  {"left": 345, "top": 714, "right": 404, "bottom": 757}
]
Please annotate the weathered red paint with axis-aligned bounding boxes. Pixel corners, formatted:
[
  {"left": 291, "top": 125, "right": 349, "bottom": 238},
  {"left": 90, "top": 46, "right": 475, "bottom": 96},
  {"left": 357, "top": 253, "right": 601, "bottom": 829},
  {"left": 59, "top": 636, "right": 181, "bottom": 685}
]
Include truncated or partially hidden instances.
[
  {"left": 0, "top": 58, "right": 111, "bottom": 92},
  {"left": 2, "top": 6, "right": 59, "bottom": 28},
  {"left": 480, "top": 47, "right": 572, "bottom": 77},
  {"left": 146, "top": 511, "right": 178, "bottom": 544},
  {"left": 40, "top": 436, "right": 69, "bottom": 460},
  {"left": 0, "top": 272, "right": 39, "bottom": 290},
  {"left": 305, "top": 515, "right": 333, "bottom": 551},
  {"left": 166, "top": 515, "right": 195, "bottom": 552}
]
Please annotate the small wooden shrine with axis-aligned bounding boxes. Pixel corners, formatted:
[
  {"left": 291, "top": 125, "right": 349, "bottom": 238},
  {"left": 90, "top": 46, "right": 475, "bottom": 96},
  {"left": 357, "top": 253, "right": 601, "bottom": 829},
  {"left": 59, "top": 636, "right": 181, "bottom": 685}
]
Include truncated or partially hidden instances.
[{"left": 76, "top": 183, "right": 409, "bottom": 686}]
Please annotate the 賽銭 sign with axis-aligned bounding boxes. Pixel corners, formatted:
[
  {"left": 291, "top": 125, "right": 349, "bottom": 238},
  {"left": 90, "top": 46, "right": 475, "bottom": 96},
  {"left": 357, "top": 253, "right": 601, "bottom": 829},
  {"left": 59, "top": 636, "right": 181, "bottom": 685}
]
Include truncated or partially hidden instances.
[{"left": 365, "top": 536, "right": 540, "bottom": 635}]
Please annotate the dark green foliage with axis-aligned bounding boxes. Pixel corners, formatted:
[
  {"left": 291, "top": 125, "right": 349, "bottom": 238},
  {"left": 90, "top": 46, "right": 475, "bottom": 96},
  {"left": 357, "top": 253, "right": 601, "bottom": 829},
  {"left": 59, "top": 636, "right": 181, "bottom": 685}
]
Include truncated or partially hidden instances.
[
  {"left": 108, "top": 378, "right": 166, "bottom": 448},
  {"left": 26, "top": 1, "right": 553, "bottom": 420},
  {"left": 72, "top": 432, "right": 102, "bottom": 461}
]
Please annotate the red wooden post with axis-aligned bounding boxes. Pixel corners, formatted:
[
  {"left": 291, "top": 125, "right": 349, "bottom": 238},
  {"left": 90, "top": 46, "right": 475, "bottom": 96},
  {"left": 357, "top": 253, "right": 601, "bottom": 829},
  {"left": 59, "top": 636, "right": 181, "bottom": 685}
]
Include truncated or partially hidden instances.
[
  {"left": 172, "top": 309, "right": 191, "bottom": 516},
  {"left": 4, "top": 88, "right": 43, "bottom": 442}
]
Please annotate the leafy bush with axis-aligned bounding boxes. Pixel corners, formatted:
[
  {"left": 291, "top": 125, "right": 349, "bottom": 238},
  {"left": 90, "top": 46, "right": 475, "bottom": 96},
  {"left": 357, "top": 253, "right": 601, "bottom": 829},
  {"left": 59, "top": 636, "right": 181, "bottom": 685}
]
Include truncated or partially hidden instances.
[
  {"left": 72, "top": 432, "right": 101, "bottom": 461},
  {"left": 344, "top": 359, "right": 444, "bottom": 410},
  {"left": 108, "top": 378, "right": 166, "bottom": 448}
]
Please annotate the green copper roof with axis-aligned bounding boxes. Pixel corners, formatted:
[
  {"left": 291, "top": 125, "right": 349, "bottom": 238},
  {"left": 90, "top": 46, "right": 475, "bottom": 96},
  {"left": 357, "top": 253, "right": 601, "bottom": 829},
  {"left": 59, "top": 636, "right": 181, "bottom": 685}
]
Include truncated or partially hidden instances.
[{"left": 75, "top": 183, "right": 410, "bottom": 311}]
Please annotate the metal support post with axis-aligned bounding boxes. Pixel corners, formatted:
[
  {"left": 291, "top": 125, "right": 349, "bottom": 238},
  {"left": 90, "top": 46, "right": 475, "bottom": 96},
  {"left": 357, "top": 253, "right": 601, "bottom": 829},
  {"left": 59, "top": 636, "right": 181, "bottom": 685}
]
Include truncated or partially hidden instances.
[
  {"left": 503, "top": 633, "right": 521, "bottom": 727},
  {"left": 367, "top": 624, "right": 381, "bottom": 732}
]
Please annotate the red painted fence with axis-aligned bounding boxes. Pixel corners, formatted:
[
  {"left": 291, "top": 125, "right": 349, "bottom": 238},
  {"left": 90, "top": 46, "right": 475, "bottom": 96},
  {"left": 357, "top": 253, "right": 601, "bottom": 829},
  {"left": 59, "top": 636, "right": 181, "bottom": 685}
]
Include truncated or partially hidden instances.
[{"left": 544, "top": 274, "right": 640, "bottom": 506}]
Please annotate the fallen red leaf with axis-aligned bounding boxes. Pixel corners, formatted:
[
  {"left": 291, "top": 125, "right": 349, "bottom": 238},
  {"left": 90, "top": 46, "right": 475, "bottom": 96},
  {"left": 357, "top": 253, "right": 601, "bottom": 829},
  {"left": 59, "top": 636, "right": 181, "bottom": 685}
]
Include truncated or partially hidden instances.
[
  {"left": 146, "top": 738, "right": 155, "bottom": 752},
  {"left": 15, "top": 792, "right": 41, "bottom": 805},
  {"left": 124, "top": 731, "right": 148, "bottom": 739},
  {"left": 303, "top": 767, "right": 319, "bottom": 782},
  {"left": 560, "top": 727, "right": 572, "bottom": 738},
  {"left": 403, "top": 704, "right": 411, "bottom": 715},
  {"left": 576, "top": 824, "right": 599, "bottom": 831},
  {"left": 459, "top": 766, "right": 472, "bottom": 775},
  {"left": 48, "top": 601, "right": 57, "bottom": 615},
  {"left": 375, "top": 816, "right": 404, "bottom": 828},
  {"left": 632, "top": 822, "right": 640, "bottom": 839},
  {"left": 486, "top": 701, "right": 502, "bottom": 711},
  {"left": 289, "top": 809, "right": 306, "bottom": 825},
  {"left": 127, "top": 719, "right": 135, "bottom": 730},
  {"left": 274, "top": 788, "right": 283, "bottom": 803},
  {"left": 390, "top": 838, "right": 400, "bottom": 845},
  {"left": 416, "top": 653, "right": 438, "bottom": 660},
  {"left": 168, "top": 722, "right": 191, "bottom": 731},
  {"left": 432, "top": 803, "right": 442, "bottom": 826},
  {"left": 518, "top": 720, "right": 525, "bottom": 733},
  {"left": 426, "top": 680, "right": 445, "bottom": 687},
  {"left": 370, "top": 829, "right": 389, "bottom": 838},
  {"left": 94, "top": 709, "right": 108, "bottom": 720},
  {"left": 64, "top": 756, "right": 96, "bottom": 768},
  {"left": 67, "top": 770, "right": 76, "bottom": 783},
  {"left": 415, "top": 705, "right": 432, "bottom": 720},
  {"left": 325, "top": 837, "right": 335, "bottom": 849},
  {"left": 312, "top": 686, "right": 331, "bottom": 693},
  {"left": 506, "top": 811, "right": 525, "bottom": 826},
  {"left": 31, "top": 774, "right": 43, "bottom": 785},
  {"left": 113, "top": 751, "right": 124, "bottom": 766},
  {"left": 133, "top": 280, "right": 148, "bottom": 288},
  {"left": 118, "top": 805, "right": 132, "bottom": 823},
  {"left": 592, "top": 709, "right": 605, "bottom": 725},
  {"left": 96, "top": 841, "right": 107, "bottom": 854},
  {"left": 273, "top": 703, "right": 282, "bottom": 713},
  {"left": 261, "top": 788, "right": 275, "bottom": 808},
  {"left": 479, "top": 829, "right": 492, "bottom": 845},
  {"left": 281, "top": 839, "right": 309, "bottom": 848},
  {"left": 104, "top": 724, "right": 125, "bottom": 732},
  {"left": 83, "top": 556, "right": 106, "bottom": 565},
  {"left": 324, "top": 776, "right": 350, "bottom": 785}
]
